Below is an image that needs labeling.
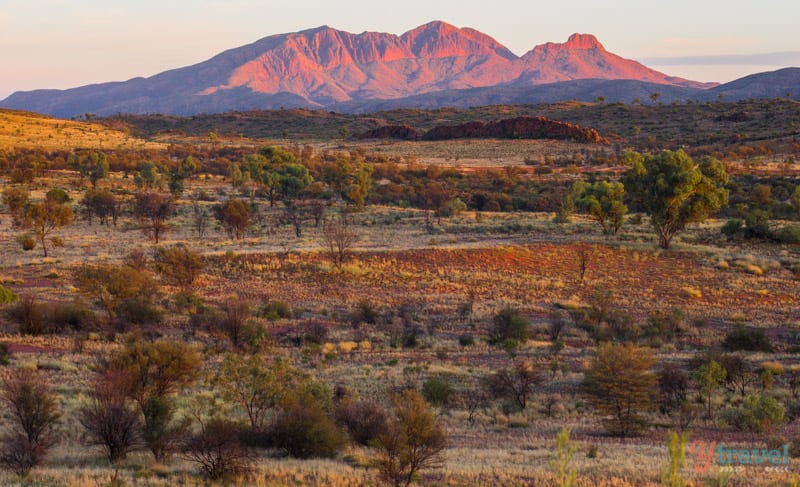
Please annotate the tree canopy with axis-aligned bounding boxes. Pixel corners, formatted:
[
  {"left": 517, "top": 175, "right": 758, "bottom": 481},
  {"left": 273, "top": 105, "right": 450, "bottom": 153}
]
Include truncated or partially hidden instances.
[{"left": 623, "top": 150, "right": 728, "bottom": 248}]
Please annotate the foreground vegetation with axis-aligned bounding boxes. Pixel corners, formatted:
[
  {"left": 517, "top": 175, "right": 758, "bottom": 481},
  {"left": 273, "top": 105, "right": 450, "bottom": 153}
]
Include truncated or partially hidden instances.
[{"left": 0, "top": 102, "right": 798, "bottom": 486}]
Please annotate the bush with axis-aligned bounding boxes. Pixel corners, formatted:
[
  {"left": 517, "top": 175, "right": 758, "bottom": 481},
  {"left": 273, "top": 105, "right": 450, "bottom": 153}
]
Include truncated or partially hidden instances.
[
  {"left": 458, "top": 334, "right": 475, "bottom": 347},
  {"left": 0, "top": 285, "right": 19, "bottom": 304},
  {"left": 183, "top": 419, "right": 255, "bottom": 480},
  {"left": 0, "top": 369, "right": 61, "bottom": 477},
  {"left": 49, "top": 303, "right": 98, "bottom": 332},
  {"left": 721, "top": 218, "right": 743, "bottom": 237},
  {"left": 723, "top": 324, "right": 773, "bottom": 352},
  {"left": 153, "top": 246, "right": 204, "bottom": 289},
  {"left": 261, "top": 300, "right": 292, "bottom": 321},
  {"left": 350, "top": 299, "right": 378, "bottom": 325},
  {"left": 376, "top": 390, "right": 446, "bottom": 487},
  {"left": 335, "top": 400, "right": 388, "bottom": 446},
  {"left": 271, "top": 400, "right": 345, "bottom": 458},
  {"left": 489, "top": 307, "right": 529, "bottom": 344},
  {"left": 0, "top": 343, "right": 10, "bottom": 365},
  {"left": 78, "top": 371, "right": 143, "bottom": 468},
  {"left": 45, "top": 188, "right": 70, "bottom": 204},
  {"left": 16, "top": 234, "right": 36, "bottom": 251},
  {"left": 422, "top": 377, "right": 454, "bottom": 408},
  {"left": 6, "top": 297, "right": 48, "bottom": 335},
  {"left": 777, "top": 225, "right": 800, "bottom": 244},
  {"left": 744, "top": 210, "right": 772, "bottom": 239},
  {"left": 722, "top": 394, "right": 785, "bottom": 433},
  {"left": 116, "top": 296, "right": 163, "bottom": 326}
]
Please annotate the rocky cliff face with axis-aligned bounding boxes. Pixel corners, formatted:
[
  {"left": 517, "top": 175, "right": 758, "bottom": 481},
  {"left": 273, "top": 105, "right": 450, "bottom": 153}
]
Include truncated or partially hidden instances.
[{"left": 0, "top": 21, "right": 715, "bottom": 117}]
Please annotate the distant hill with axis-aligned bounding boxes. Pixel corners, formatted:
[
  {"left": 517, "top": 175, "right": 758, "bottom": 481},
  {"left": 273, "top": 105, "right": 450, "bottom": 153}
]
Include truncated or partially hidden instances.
[
  {"left": 0, "top": 21, "right": 715, "bottom": 118},
  {"left": 0, "top": 109, "right": 161, "bottom": 151},
  {"left": 703, "top": 68, "right": 800, "bottom": 101}
]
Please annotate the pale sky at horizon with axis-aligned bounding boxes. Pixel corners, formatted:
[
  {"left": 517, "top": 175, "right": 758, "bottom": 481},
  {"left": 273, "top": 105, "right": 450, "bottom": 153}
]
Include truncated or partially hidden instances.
[{"left": 1, "top": 0, "right": 798, "bottom": 99}]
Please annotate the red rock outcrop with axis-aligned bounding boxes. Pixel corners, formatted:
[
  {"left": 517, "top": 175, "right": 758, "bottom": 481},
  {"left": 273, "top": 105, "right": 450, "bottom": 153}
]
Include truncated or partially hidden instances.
[
  {"left": 421, "top": 116, "right": 608, "bottom": 144},
  {"left": 353, "top": 125, "right": 421, "bottom": 140}
]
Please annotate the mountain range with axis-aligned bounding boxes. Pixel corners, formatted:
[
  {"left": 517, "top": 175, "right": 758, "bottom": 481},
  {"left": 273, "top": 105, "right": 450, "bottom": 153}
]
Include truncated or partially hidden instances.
[{"left": 1, "top": 21, "right": 797, "bottom": 118}]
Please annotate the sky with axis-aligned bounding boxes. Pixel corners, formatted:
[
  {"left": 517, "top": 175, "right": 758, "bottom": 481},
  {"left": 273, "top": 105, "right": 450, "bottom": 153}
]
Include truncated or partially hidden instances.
[{"left": 1, "top": 0, "right": 798, "bottom": 99}]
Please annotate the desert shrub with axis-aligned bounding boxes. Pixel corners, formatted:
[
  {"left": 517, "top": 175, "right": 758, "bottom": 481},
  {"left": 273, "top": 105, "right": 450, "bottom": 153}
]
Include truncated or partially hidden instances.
[
  {"left": 2, "top": 187, "right": 29, "bottom": 217},
  {"left": 141, "top": 396, "right": 188, "bottom": 463},
  {"left": 422, "top": 377, "right": 454, "bottom": 408},
  {"left": 45, "top": 188, "right": 70, "bottom": 204},
  {"left": 213, "top": 354, "right": 300, "bottom": 432},
  {"left": 722, "top": 394, "right": 785, "bottom": 433},
  {"left": 583, "top": 343, "right": 657, "bottom": 437},
  {"left": 642, "top": 308, "right": 685, "bottom": 339},
  {"left": 109, "top": 340, "right": 200, "bottom": 461},
  {"left": 74, "top": 263, "right": 159, "bottom": 325},
  {"left": 0, "top": 284, "right": 19, "bottom": 304},
  {"left": 173, "top": 291, "right": 205, "bottom": 314},
  {"left": 351, "top": 299, "right": 379, "bottom": 325},
  {"left": 261, "top": 300, "right": 292, "bottom": 321},
  {"left": 489, "top": 307, "right": 529, "bottom": 344},
  {"left": 484, "top": 361, "right": 543, "bottom": 410},
  {"left": 183, "top": 419, "right": 255, "bottom": 480},
  {"left": 270, "top": 397, "right": 345, "bottom": 459},
  {"left": 776, "top": 225, "right": 800, "bottom": 244},
  {"left": 0, "top": 369, "right": 61, "bottom": 477},
  {"left": 16, "top": 234, "right": 36, "bottom": 251},
  {"left": 116, "top": 296, "right": 163, "bottom": 326},
  {"left": 0, "top": 343, "right": 10, "bottom": 365},
  {"left": 48, "top": 302, "right": 98, "bottom": 332},
  {"left": 6, "top": 296, "right": 48, "bottom": 335},
  {"left": 153, "top": 246, "right": 204, "bottom": 289},
  {"left": 300, "top": 320, "right": 329, "bottom": 345},
  {"left": 214, "top": 198, "right": 251, "bottom": 240},
  {"left": 376, "top": 390, "right": 446, "bottom": 487},
  {"left": 458, "top": 334, "right": 475, "bottom": 347},
  {"left": 657, "top": 364, "right": 689, "bottom": 414},
  {"left": 335, "top": 400, "right": 388, "bottom": 446},
  {"left": 721, "top": 218, "right": 743, "bottom": 237},
  {"left": 78, "top": 371, "right": 143, "bottom": 472},
  {"left": 401, "top": 323, "right": 424, "bottom": 348},
  {"left": 744, "top": 209, "right": 772, "bottom": 239},
  {"left": 213, "top": 302, "right": 252, "bottom": 347},
  {"left": 723, "top": 324, "right": 773, "bottom": 352},
  {"left": 123, "top": 248, "right": 149, "bottom": 271}
]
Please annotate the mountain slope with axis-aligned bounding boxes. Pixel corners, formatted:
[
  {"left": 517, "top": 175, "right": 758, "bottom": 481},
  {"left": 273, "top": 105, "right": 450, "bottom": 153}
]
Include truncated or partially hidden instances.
[
  {"left": 0, "top": 22, "right": 716, "bottom": 117},
  {"left": 704, "top": 67, "right": 800, "bottom": 100}
]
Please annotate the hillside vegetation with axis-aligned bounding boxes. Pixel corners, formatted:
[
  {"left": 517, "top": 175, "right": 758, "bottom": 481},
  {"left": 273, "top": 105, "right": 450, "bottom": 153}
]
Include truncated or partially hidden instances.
[{"left": 0, "top": 109, "right": 163, "bottom": 151}]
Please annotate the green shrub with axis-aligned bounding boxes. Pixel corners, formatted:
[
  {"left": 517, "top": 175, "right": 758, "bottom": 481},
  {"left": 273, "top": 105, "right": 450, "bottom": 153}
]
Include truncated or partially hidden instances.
[
  {"left": 16, "top": 234, "right": 36, "bottom": 251},
  {"left": 458, "top": 334, "right": 475, "bottom": 347},
  {"left": 723, "top": 324, "right": 772, "bottom": 352},
  {"left": 49, "top": 303, "right": 98, "bottom": 332},
  {"left": 744, "top": 210, "right": 772, "bottom": 240},
  {"left": 271, "top": 400, "right": 344, "bottom": 458},
  {"left": 45, "top": 188, "right": 70, "bottom": 204},
  {"left": 722, "top": 394, "right": 785, "bottom": 433},
  {"left": 776, "top": 225, "right": 800, "bottom": 244},
  {"left": 0, "top": 342, "right": 10, "bottom": 365},
  {"left": 261, "top": 300, "right": 292, "bottom": 321},
  {"left": 721, "top": 218, "right": 743, "bottom": 236},
  {"left": 0, "top": 285, "right": 19, "bottom": 304},
  {"left": 422, "top": 377, "right": 454, "bottom": 407},
  {"left": 117, "top": 297, "right": 163, "bottom": 326},
  {"left": 489, "top": 307, "right": 529, "bottom": 344}
]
